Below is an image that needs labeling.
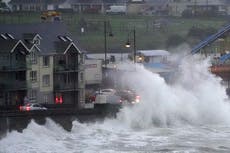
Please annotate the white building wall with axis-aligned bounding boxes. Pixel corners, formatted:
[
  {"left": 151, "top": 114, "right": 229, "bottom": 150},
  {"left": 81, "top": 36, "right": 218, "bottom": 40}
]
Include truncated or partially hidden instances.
[
  {"left": 59, "top": 1, "right": 71, "bottom": 9},
  {"left": 39, "top": 56, "right": 53, "bottom": 92},
  {"left": 47, "top": 5, "right": 54, "bottom": 10},
  {"left": 85, "top": 59, "right": 102, "bottom": 85}
]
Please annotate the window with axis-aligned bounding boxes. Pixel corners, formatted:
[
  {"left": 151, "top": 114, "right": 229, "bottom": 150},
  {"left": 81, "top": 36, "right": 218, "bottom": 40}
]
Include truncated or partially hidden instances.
[
  {"left": 15, "top": 53, "right": 19, "bottom": 61},
  {"left": 80, "top": 54, "right": 83, "bottom": 64},
  {"left": 43, "top": 94, "right": 49, "bottom": 103},
  {"left": 0, "top": 92, "right": 3, "bottom": 98},
  {"left": 29, "top": 90, "right": 37, "bottom": 103},
  {"left": 43, "top": 56, "right": 50, "bottom": 67},
  {"left": 33, "top": 39, "right": 40, "bottom": 45},
  {"left": 15, "top": 71, "right": 26, "bottom": 81},
  {"left": 42, "top": 75, "right": 50, "bottom": 87},
  {"left": 30, "top": 71, "right": 37, "bottom": 82},
  {"left": 30, "top": 51, "right": 37, "bottom": 64},
  {"left": 80, "top": 72, "right": 83, "bottom": 82}
]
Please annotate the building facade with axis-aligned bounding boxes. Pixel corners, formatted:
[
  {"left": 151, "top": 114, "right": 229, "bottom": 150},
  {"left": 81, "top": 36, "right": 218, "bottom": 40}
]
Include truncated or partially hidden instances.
[{"left": 0, "top": 22, "right": 85, "bottom": 109}]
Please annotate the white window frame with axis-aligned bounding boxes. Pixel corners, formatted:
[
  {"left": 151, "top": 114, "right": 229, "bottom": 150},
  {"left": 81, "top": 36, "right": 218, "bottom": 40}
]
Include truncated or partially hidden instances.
[
  {"left": 42, "top": 75, "right": 50, "bottom": 87},
  {"left": 29, "top": 89, "right": 37, "bottom": 103},
  {"left": 30, "top": 71, "right": 37, "bottom": 82},
  {"left": 43, "top": 56, "right": 50, "bottom": 67},
  {"left": 30, "top": 51, "right": 37, "bottom": 64},
  {"left": 43, "top": 94, "right": 49, "bottom": 103}
]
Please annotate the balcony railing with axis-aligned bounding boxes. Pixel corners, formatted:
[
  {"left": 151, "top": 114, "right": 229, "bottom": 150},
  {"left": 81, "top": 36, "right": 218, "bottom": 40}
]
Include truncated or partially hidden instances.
[
  {"left": 54, "top": 65, "right": 80, "bottom": 73},
  {"left": 0, "top": 63, "right": 31, "bottom": 72},
  {"left": 54, "top": 83, "right": 79, "bottom": 91},
  {"left": 0, "top": 81, "right": 31, "bottom": 91}
]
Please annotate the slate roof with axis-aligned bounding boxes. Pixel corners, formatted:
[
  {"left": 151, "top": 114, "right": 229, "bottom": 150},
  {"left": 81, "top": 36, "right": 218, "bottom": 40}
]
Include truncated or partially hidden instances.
[
  {"left": 23, "top": 33, "right": 38, "bottom": 40},
  {"left": 0, "top": 22, "right": 81, "bottom": 55},
  {"left": 0, "top": 39, "right": 29, "bottom": 53},
  {"left": 54, "top": 41, "right": 70, "bottom": 53},
  {"left": 0, "top": 39, "right": 19, "bottom": 53}
]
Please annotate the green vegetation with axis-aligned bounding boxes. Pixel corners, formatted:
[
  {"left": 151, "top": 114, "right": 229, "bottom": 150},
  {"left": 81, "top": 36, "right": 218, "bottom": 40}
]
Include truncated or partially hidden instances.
[{"left": 0, "top": 12, "right": 228, "bottom": 52}]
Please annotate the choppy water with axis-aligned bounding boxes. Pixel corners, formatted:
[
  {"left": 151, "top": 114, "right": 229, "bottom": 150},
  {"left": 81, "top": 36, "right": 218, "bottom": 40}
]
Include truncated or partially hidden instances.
[
  {"left": 1, "top": 56, "right": 230, "bottom": 153},
  {"left": 1, "top": 119, "right": 230, "bottom": 153}
]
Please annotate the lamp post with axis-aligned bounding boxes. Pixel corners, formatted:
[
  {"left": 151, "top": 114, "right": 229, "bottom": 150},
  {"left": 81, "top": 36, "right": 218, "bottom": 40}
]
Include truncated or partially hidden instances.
[
  {"left": 104, "top": 21, "right": 107, "bottom": 68},
  {"left": 104, "top": 20, "right": 113, "bottom": 68},
  {"left": 125, "top": 27, "right": 136, "bottom": 63}
]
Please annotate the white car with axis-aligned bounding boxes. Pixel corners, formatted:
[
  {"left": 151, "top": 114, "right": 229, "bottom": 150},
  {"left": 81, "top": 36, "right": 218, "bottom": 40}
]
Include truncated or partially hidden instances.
[
  {"left": 94, "top": 89, "right": 121, "bottom": 104},
  {"left": 19, "top": 103, "right": 47, "bottom": 111},
  {"left": 94, "top": 89, "right": 140, "bottom": 105},
  {"left": 98, "top": 89, "right": 116, "bottom": 95}
]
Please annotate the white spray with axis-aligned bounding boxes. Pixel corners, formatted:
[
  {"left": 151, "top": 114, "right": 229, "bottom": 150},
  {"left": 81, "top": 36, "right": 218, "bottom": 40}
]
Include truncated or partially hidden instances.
[{"left": 117, "top": 55, "right": 230, "bottom": 128}]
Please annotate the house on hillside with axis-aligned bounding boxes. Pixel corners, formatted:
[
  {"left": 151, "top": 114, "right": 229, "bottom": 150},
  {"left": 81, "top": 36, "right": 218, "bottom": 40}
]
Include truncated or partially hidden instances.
[
  {"left": 135, "top": 50, "right": 175, "bottom": 82},
  {"left": 140, "top": 0, "right": 170, "bottom": 16},
  {"left": 8, "top": 0, "right": 126, "bottom": 13},
  {"left": 126, "top": 0, "right": 145, "bottom": 14},
  {"left": 168, "top": 0, "right": 228, "bottom": 16},
  {"left": 9, "top": 0, "right": 71, "bottom": 12},
  {"left": 69, "top": 0, "right": 126, "bottom": 13},
  {"left": 0, "top": 22, "right": 85, "bottom": 110}
]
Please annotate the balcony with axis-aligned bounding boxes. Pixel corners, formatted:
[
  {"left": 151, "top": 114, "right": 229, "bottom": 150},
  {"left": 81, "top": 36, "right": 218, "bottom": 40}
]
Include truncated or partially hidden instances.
[
  {"left": 54, "top": 83, "right": 79, "bottom": 92},
  {"left": 54, "top": 65, "right": 80, "bottom": 73},
  {"left": 0, "top": 81, "right": 31, "bottom": 91},
  {"left": 0, "top": 63, "right": 31, "bottom": 72}
]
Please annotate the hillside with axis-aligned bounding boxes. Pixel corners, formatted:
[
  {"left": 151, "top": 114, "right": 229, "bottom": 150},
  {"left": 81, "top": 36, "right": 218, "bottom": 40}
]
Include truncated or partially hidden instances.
[{"left": 0, "top": 12, "right": 228, "bottom": 52}]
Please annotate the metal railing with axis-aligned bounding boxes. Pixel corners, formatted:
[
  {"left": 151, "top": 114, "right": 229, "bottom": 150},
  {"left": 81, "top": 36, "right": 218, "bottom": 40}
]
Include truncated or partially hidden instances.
[
  {"left": 0, "top": 63, "right": 31, "bottom": 71},
  {"left": 0, "top": 81, "right": 31, "bottom": 91},
  {"left": 54, "top": 83, "right": 78, "bottom": 91},
  {"left": 54, "top": 65, "right": 79, "bottom": 72}
]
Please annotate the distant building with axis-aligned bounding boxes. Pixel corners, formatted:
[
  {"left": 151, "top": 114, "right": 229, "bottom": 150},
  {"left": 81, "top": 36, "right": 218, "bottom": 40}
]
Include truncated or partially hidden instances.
[
  {"left": 69, "top": 0, "right": 127, "bottom": 14},
  {"left": 8, "top": 0, "right": 127, "bottom": 13},
  {"left": 84, "top": 58, "right": 103, "bottom": 86},
  {"left": 139, "top": 0, "right": 170, "bottom": 16},
  {"left": 0, "top": 22, "right": 85, "bottom": 109},
  {"left": 126, "top": 0, "right": 145, "bottom": 14},
  {"left": 9, "top": 0, "right": 68, "bottom": 11},
  {"left": 8, "top": 0, "right": 230, "bottom": 16},
  {"left": 168, "top": 0, "right": 228, "bottom": 16},
  {"left": 135, "top": 50, "right": 173, "bottom": 73},
  {"left": 85, "top": 52, "right": 130, "bottom": 89}
]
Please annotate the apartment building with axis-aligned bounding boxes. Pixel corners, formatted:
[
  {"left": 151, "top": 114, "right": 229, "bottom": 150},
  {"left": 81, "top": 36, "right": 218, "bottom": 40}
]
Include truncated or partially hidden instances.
[{"left": 0, "top": 22, "right": 85, "bottom": 109}]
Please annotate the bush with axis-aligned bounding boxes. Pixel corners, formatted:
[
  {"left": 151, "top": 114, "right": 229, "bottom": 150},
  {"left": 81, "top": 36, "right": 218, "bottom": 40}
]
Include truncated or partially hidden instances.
[
  {"left": 182, "top": 9, "right": 193, "bottom": 18},
  {"left": 187, "top": 26, "right": 217, "bottom": 40},
  {"left": 166, "top": 34, "right": 184, "bottom": 48}
]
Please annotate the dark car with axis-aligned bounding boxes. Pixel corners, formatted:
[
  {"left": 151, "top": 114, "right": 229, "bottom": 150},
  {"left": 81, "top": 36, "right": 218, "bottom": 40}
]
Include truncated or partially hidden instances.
[{"left": 116, "top": 90, "right": 140, "bottom": 104}]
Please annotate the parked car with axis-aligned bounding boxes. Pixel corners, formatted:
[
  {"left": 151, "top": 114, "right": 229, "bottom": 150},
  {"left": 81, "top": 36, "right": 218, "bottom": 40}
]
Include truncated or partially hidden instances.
[
  {"left": 116, "top": 90, "right": 140, "bottom": 104},
  {"left": 93, "top": 88, "right": 140, "bottom": 105},
  {"left": 19, "top": 103, "right": 47, "bottom": 111},
  {"left": 87, "top": 89, "right": 116, "bottom": 103},
  {"left": 99, "top": 89, "right": 116, "bottom": 95}
]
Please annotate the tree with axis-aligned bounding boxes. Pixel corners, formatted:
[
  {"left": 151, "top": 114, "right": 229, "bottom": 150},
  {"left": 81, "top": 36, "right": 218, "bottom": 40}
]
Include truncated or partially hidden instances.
[
  {"left": 166, "top": 34, "right": 184, "bottom": 48},
  {"left": 187, "top": 26, "right": 217, "bottom": 40}
]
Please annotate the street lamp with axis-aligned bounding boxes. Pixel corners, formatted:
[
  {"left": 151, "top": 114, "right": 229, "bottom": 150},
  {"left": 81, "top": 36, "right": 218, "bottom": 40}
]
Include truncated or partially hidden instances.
[
  {"left": 125, "top": 27, "right": 136, "bottom": 63},
  {"left": 104, "top": 20, "right": 113, "bottom": 68}
]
